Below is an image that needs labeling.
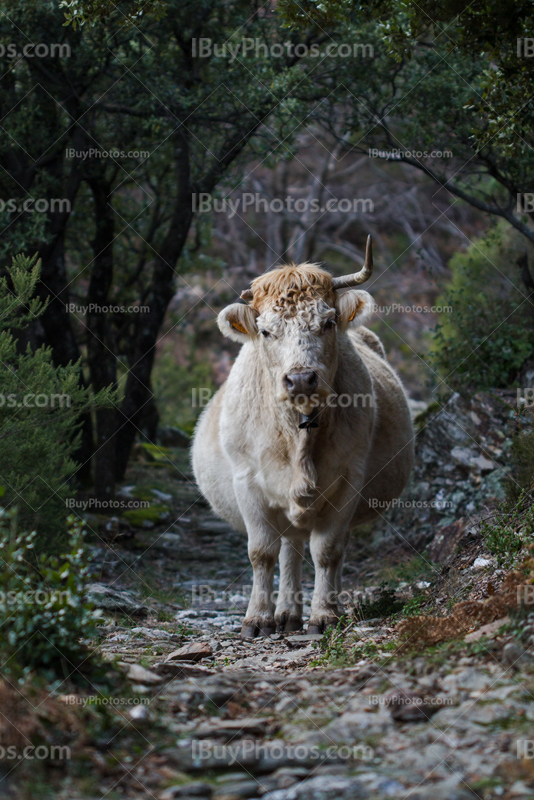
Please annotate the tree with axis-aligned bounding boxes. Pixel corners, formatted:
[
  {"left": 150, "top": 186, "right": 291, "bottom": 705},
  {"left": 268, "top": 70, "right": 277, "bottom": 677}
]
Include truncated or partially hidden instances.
[
  {"left": 0, "top": 0, "right": 333, "bottom": 497},
  {"left": 279, "top": 0, "right": 534, "bottom": 247},
  {"left": 0, "top": 254, "right": 112, "bottom": 548}
]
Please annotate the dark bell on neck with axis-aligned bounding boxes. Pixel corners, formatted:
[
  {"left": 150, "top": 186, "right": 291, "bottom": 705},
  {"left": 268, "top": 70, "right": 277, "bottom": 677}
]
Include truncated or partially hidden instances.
[{"left": 299, "top": 412, "right": 319, "bottom": 432}]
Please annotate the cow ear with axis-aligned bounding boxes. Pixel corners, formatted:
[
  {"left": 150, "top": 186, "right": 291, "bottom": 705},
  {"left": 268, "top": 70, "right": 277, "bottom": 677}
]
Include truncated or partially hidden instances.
[
  {"left": 218, "top": 303, "right": 259, "bottom": 343},
  {"left": 335, "top": 290, "right": 374, "bottom": 331}
]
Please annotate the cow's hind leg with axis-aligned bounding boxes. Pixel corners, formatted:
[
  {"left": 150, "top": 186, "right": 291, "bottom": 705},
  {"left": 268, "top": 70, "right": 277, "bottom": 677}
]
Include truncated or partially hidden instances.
[
  {"left": 241, "top": 529, "right": 281, "bottom": 639},
  {"left": 275, "top": 536, "right": 304, "bottom": 632}
]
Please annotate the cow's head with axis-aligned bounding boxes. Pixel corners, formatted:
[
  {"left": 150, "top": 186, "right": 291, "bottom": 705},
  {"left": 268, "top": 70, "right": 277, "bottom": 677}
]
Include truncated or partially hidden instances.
[{"left": 218, "top": 236, "right": 375, "bottom": 416}]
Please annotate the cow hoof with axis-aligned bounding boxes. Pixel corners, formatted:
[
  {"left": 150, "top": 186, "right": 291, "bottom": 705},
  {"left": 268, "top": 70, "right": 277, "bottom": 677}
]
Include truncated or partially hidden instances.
[
  {"left": 241, "top": 619, "right": 275, "bottom": 639},
  {"left": 308, "top": 617, "right": 338, "bottom": 635},
  {"left": 275, "top": 614, "right": 302, "bottom": 633}
]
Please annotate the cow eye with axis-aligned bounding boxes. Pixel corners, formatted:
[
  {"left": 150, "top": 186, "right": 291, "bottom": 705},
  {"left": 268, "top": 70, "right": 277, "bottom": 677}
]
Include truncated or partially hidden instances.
[
  {"left": 260, "top": 330, "right": 270, "bottom": 338},
  {"left": 324, "top": 318, "right": 335, "bottom": 331}
]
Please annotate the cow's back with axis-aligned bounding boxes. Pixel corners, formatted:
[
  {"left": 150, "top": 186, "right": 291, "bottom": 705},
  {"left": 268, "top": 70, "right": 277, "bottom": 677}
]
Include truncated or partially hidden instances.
[{"left": 191, "top": 383, "right": 247, "bottom": 533}]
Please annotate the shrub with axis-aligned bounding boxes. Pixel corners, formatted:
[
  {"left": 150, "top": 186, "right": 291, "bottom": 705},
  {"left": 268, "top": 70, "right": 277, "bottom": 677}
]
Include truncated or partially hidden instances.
[
  {"left": 0, "top": 505, "right": 101, "bottom": 677},
  {"left": 0, "top": 254, "right": 113, "bottom": 549},
  {"left": 507, "top": 423, "right": 534, "bottom": 500},
  {"left": 481, "top": 490, "right": 534, "bottom": 568},
  {"left": 430, "top": 223, "right": 534, "bottom": 394}
]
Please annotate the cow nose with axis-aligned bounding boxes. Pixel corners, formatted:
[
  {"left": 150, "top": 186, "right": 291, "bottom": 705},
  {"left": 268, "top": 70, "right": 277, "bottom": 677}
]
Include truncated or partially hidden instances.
[{"left": 284, "top": 370, "right": 318, "bottom": 397}]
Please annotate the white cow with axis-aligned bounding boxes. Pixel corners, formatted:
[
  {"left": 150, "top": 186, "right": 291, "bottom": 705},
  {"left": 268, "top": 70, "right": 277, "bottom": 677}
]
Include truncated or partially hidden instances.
[{"left": 192, "top": 237, "right": 414, "bottom": 638}]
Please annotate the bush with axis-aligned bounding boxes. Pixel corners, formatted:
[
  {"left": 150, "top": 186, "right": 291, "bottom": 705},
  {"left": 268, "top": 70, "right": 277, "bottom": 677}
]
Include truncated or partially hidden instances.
[
  {"left": 430, "top": 223, "right": 534, "bottom": 394},
  {"left": 152, "top": 346, "right": 215, "bottom": 434},
  {"left": 481, "top": 490, "right": 534, "bottom": 568},
  {"left": 0, "top": 506, "right": 101, "bottom": 676},
  {"left": 507, "top": 424, "right": 534, "bottom": 500},
  {"left": 0, "top": 254, "right": 113, "bottom": 549}
]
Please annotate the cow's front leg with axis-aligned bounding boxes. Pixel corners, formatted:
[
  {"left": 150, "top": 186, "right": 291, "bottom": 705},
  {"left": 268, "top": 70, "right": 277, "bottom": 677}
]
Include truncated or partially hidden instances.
[
  {"left": 275, "top": 536, "right": 304, "bottom": 632},
  {"left": 241, "top": 527, "right": 281, "bottom": 639},
  {"left": 308, "top": 529, "right": 349, "bottom": 634}
]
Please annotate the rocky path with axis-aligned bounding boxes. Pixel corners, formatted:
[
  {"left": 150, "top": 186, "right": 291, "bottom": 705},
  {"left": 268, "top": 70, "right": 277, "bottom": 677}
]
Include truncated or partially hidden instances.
[{"left": 75, "top": 420, "right": 534, "bottom": 800}]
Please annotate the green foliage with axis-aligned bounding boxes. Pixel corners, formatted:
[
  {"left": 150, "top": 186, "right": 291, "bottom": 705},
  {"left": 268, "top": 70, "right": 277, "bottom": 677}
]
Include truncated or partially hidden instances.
[
  {"left": 0, "top": 507, "right": 101, "bottom": 676},
  {"left": 509, "top": 426, "right": 534, "bottom": 500},
  {"left": 281, "top": 0, "right": 534, "bottom": 155},
  {"left": 152, "top": 349, "right": 215, "bottom": 434},
  {"left": 355, "top": 582, "right": 404, "bottom": 620},
  {"left": 122, "top": 504, "right": 170, "bottom": 527},
  {"left": 60, "top": 0, "right": 168, "bottom": 28},
  {"left": 481, "top": 490, "right": 534, "bottom": 568},
  {"left": 311, "top": 617, "right": 352, "bottom": 666},
  {"left": 0, "top": 254, "right": 114, "bottom": 548},
  {"left": 430, "top": 225, "right": 534, "bottom": 393},
  {"left": 402, "top": 595, "right": 426, "bottom": 617}
]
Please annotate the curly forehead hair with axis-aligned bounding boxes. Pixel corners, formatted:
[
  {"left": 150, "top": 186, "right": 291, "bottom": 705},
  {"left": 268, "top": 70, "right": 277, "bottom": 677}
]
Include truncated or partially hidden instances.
[{"left": 249, "top": 263, "right": 336, "bottom": 312}]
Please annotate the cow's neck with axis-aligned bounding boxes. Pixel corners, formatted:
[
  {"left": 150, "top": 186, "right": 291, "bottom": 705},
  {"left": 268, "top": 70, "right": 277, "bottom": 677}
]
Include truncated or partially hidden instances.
[{"left": 272, "top": 389, "right": 333, "bottom": 524}]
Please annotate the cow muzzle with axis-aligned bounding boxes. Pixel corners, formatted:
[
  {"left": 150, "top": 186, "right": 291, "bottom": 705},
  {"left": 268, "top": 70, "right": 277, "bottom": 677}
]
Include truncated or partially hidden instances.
[
  {"left": 284, "top": 370, "right": 318, "bottom": 399},
  {"left": 283, "top": 370, "right": 321, "bottom": 415}
]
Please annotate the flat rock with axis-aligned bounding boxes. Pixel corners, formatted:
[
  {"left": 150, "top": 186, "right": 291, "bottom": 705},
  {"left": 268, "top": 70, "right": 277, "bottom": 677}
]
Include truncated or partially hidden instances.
[
  {"left": 118, "top": 662, "right": 163, "bottom": 684},
  {"left": 464, "top": 616, "right": 508, "bottom": 642},
  {"left": 154, "top": 662, "right": 216, "bottom": 678},
  {"left": 286, "top": 634, "right": 323, "bottom": 645},
  {"left": 195, "top": 717, "right": 269, "bottom": 739},
  {"left": 441, "top": 668, "right": 492, "bottom": 693},
  {"left": 166, "top": 642, "right": 213, "bottom": 662},
  {"left": 131, "top": 626, "right": 178, "bottom": 640},
  {"left": 159, "top": 782, "right": 212, "bottom": 799},
  {"left": 257, "top": 775, "right": 369, "bottom": 799},
  {"left": 87, "top": 583, "right": 148, "bottom": 616},
  {"left": 386, "top": 690, "right": 440, "bottom": 722},
  {"left": 428, "top": 519, "right": 466, "bottom": 563}
]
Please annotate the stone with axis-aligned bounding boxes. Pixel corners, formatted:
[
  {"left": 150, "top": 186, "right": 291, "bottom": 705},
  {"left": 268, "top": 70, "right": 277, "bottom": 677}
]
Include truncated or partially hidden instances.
[
  {"left": 154, "top": 663, "right": 216, "bottom": 679},
  {"left": 195, "top": 717, "right": 269, "bottom": 739},
  {"left": 131, "top": 626, "right": 177, "bottom": 640},
  {"left": 502, "top": 642, "right": 533, "bottom": 668},
  {"left": 386, "top": 690, "right": 440, "bottom": 723},
  {"left": 212, "top": 780, "right": 263, "bottom": 798},
  {"left": 286, "top": 634, "right": 323, "bottom": 645},
  {"left": 129, "top": 704, "right": 149, "bottom": 722},
  {"left": 450, "top": 446, "right": 478, "bottom": 468},
  {"left": 508, "top": 781, "right": 534, "bottom": 797},
  {"left": 118, "top": 662, "right": 163, "bottom": 684},
  {"left": 166, "top": 642, "right": 213, "bottom": 662},
  {"left": 409, "top": 775, "right": 478, "bottom": 799},
  {"left": 159, "top": 783, "right": 213, "bottom": 799},
  {"left": 441, "top": 668, "right": 492, "bottom": 693},
  {"left": 464, "top": 616, "right": 509, "bottom": 642},
  {"left": 428, "top": 519, "right": 466, "bottom": 563},
  {"left": 304, "top": 709, "right": 390, "bottom": 743},
  {"left": 256, "top": 775, "right": 369, "bottom": 799},
  {"left": 472, "top": 556, "right": 493, "bottom": 569},
  {"left": 158, "top": 533, "right": 183, "bottom": 549},
  {"left": 87, "top": 583, "right": 148, "bottom": 616},
  {"left": 471, "top": 454, "right": 497, "bottom": 473}
]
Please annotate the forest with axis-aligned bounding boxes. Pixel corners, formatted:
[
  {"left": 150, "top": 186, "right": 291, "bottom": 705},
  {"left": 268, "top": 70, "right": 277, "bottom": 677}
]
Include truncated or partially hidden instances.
[{"left": 1, "top": 1, "right": 534, "bottom": 798}]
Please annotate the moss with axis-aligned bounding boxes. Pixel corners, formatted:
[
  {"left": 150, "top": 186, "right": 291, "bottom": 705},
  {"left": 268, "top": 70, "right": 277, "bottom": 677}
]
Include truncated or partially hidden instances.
[
  {"left": 122, "top": 504, "right": 171, "bottom": 527},
  {"left": 139, "top": 443, "right": 174, "bottom": 462}
]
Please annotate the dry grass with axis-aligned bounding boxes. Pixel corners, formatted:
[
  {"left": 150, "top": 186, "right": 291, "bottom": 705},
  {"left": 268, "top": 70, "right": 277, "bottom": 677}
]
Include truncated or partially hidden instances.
[
  {"left": 0, "top": 678, "right": 90, "bottom": 759},
  {"left": 396, "top": 551, "right": 534, "bottom": 651}
]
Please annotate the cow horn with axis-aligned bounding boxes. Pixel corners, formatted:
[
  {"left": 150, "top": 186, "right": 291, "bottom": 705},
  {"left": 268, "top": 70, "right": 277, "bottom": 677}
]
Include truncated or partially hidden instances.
[
  {"left": 241, "top": 289, "right": 253, "bottom": 301},
  {"left": 331, "top": 235, "right": 373, "bottom": 289}
]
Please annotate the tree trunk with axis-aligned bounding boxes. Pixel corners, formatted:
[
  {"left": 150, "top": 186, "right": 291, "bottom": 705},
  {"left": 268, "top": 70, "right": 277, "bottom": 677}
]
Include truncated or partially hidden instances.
[
  {"left": 86, "top": 176, "right": 118, "bottom": 500},
  {"left": 115, "top": 138, "right": 193, "bottom": 480},
  {"left": 38, "top": 218, "right": 94, "bottom": 486}
]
